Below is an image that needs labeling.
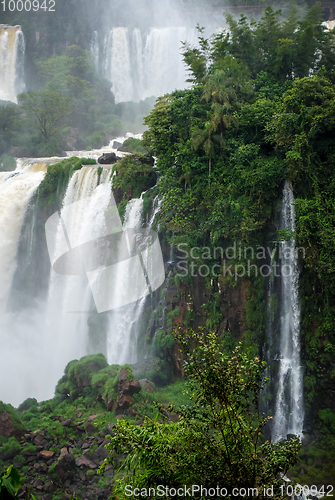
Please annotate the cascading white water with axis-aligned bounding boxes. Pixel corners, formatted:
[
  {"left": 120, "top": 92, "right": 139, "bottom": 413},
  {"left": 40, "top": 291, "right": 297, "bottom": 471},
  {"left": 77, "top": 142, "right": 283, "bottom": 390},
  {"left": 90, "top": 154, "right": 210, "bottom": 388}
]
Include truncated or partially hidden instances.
[
  {"left": 0, "top": 166, "right": 44, "bottom": 313},
  {"left": 0, "top": 164, "right": 113, "bottom": 406},
  {"left": 0, "top": 25, "right": 25, "bottom": 103},
  {"left": 101, "top": 27, "right": 197, "bottom": 103},
  {"left": 272, "top": 181, "right": 304, "bottom": 442},
  {"left": 131, "top": 28, "right": 144, "bottom": 102},
  {"left": 106, "top": 193, "right": 164, "bottom": 365},
  {"left": 106, "top": 196, "right": 145, "bottom": 365},
  {"left": 142, "top": 27, "right": 191, "bottom": 100},
  {"left": 0, "top": 163, "right": 45, "bottom": 406},
  {"left": 103, "top": 28, "right": 133, "bottom": 103},
  {"left": 0, "top": 135, "right": 164, "bottom": 406},
  {"left": 43, "top": 167, "right": 113, "bottom": 391}
]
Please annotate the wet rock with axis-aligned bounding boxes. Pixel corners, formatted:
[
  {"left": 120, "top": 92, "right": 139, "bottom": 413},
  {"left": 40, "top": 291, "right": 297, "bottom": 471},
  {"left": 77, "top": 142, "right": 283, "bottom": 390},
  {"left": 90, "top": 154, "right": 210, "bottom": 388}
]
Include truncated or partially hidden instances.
[
  {"left": 59, "top": 447, "right": 68, "bottom": 458},
  {"left": 92, "top": 442, "right": 109, "bottom": 461},
  {"left": 88, "top": 414, "right": 98, "bottom": 421},
  {"left": 98, "top": 152, "right": 120, "bottom": 164},
  {"left": 114, "top": 394, "right": 134, "bottom": 414},
  {"left": 113, "top": 140, "right": 122, "bottom": 149},
  {"left": 61, "top": 418, "right": 73, "bottom": 426},
  {"left": 75, "top": 455, "right": 97, "bottom": 468}
]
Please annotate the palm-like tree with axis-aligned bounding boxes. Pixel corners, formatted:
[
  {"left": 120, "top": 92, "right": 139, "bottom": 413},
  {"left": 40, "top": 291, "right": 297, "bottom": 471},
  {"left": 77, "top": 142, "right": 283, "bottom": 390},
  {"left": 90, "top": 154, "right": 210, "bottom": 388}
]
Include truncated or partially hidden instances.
[{"left": 192, "top": 121, "right": 217, "bottom": 185}]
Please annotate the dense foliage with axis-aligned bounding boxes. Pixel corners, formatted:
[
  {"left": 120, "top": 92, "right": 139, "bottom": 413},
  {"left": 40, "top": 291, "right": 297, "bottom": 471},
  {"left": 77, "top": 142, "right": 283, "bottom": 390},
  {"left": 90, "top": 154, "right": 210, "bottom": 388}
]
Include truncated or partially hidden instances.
[
  {"left": 0, "top": 44, "right": 155, "bottom": 158},
  {"left": 142, "top": 5, "right": 335, "bottom": 425},
  {"left": 102, "top": 329, "right": 301, "bottom": 499},
  {"left": 0, "top": 466, "right": 23, "bottom": 500}
]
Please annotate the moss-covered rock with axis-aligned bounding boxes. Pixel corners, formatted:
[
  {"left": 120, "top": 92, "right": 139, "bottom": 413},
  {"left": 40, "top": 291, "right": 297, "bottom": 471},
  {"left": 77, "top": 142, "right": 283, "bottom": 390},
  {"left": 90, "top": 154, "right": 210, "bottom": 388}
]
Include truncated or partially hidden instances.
[
  {"left": 0, "top": 402, "right": 26, "bottom": 439},
  {"left": 37, "top": 157, "right": 96, "bottom": 212},
  {"left": 112, "top": 154, "right": 156, "bottom": 203}
]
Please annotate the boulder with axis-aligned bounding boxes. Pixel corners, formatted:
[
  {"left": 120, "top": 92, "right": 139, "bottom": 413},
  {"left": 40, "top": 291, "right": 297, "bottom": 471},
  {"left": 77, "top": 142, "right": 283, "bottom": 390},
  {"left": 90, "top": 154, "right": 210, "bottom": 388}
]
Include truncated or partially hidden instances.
[
  {"left": 55, "top": 452, "right": 76, "bottom": 477},
  {"left": 113, "top": 141, "right": 122, "bottom": 149},
  {"left": 85, "top": 420, "right": 96, "bottom": 435},
  {"left": 118, "top": 368, "right": 141, "bottom": 395},
  {"left": 92, "top": 441, "right": 109, "bottom": 461},
  {"left": 113, "top": 394, "right": 134, "bottom": 414},
  {"left": 40, "top": 451, "right": 54, "bottom": 459},
  {"left": 98, "top": 152, "right": 120, "bottom": 164},
  {"left": 139, "top": 379, "right": 156, "bottom": 393},
  {"left": 0, "top": 406, "right": 26, "bottom": 439},
  {"left": 75, "top": 455, "right": 97, "bottom": 469}
]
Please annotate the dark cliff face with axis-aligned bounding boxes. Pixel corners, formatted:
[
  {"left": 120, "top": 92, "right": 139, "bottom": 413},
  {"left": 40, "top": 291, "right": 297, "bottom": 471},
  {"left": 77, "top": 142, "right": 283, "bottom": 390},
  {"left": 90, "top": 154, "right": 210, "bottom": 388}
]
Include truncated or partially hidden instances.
[{"left": 163, "top": 269, "right": 250, "bottom": 377}]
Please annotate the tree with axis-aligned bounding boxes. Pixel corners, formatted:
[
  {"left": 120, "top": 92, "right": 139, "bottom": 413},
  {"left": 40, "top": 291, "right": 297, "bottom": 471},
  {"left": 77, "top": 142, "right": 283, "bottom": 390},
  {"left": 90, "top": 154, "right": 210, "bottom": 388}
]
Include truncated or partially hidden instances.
[
  {"left": 0, "top": 103, "right": 21, "bottom": 156},
  {"left": 100, "top": 329, "right": 301, "bottom": 499},
  {"left": 19, "top": 90, "right": 70, "bottom": 154}
]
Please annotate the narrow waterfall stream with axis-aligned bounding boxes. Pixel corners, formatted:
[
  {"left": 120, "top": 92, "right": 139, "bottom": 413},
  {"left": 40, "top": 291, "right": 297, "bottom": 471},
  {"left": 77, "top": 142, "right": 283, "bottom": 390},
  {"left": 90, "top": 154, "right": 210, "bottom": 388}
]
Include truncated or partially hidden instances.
[
  {"left": 0, "top": 24, "right": 25, "bottom": 103},
  {"left": 106, "top": 197, "right": 145, "bottom": 365},
  {"left": 272, "top": 181, "right": 304, "bottom": 442}
]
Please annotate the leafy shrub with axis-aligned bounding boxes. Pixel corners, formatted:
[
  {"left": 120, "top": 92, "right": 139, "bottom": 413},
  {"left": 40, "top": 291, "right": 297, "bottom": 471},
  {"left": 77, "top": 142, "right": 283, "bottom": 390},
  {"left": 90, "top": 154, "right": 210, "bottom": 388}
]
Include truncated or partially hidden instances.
[
  {"left": 152, "top": 331, "right": 175, "bottom": 359},
  {"left": 319, "top": 408, "right": 335, "bottom": 434},
  {"left": 121, "top": 138, "right": 148, "bottom": 154},
  {"left": 1, "top": 437, "right": 21, "bottom": 459},
  {"left": 113, "top": 154, "right": 156, "bottom": 199}
]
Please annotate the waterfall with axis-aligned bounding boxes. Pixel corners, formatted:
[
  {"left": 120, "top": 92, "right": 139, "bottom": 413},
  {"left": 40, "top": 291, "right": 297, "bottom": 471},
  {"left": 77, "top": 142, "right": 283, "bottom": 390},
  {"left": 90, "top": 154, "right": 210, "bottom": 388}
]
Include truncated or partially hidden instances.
[
  {"left": 0, "top": 146, "right": 164, "bottom": 406},
  {"left": 91, "top": 30, "right": 99, "bottom": 73},
  {"left": 0, "top": 163, "right": 45, "bottom": 406},
  {"left": 100, "top": 27, "right": 197, "bottom": 103},
  {"left": 106, "top": 193, "right": 165, "bottom": 365},
  {"left": 0, "top": 25, "right": 25, "bottom": 103},
  {"left": 44, "top": 167, "right": 113, "bottom": 388},
  {"left": 0, "top": 165, "right": 112, "bottom": 406},
  {"left": 131, "top": 28, "right": 144, "bottom": 102},
  {"left": 142, "top": 27, "right": 190, "bottom": 100},
  {"left": 272, "top": 181, "right": 304, "bottom": 442},
  {"left": 106, "top": 196, "right": 145, "bottom": 365},
  {"left": 103, "top": 28, "right": 133, "bottom": 103},
  {"left": 0, "top": 166, "right": 45, "bottom": 314}
]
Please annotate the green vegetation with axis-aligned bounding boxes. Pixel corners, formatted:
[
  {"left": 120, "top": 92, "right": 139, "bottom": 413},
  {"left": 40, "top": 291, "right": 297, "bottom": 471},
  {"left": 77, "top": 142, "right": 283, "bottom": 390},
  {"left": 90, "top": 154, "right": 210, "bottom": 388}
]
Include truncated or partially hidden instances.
[
  {"left": 141, "top": 4, "right": 335, "bottom": 426},
  {"left": 120, "top": 138, "right": 148, "bottom": 154},
  {"left": 0, "top": 466, "right": 23, "bottom": 500},
  {"left": 0, "top": 402, "right": 26, "bottom": 436},
  {"left": 113, "top": 154, "right": 156, "bottom": 199},
  {"left": 1, "top": 439, "right": 21, "bottom": 461},
  {"left": 0, "top": 44, "right": 154, "bottom": 157},
  {"left": 101, "top": 329, "right": 300, "bottom": 499},
  {"left": 37, "top": 157, "right": 96, "bottom": 212}
]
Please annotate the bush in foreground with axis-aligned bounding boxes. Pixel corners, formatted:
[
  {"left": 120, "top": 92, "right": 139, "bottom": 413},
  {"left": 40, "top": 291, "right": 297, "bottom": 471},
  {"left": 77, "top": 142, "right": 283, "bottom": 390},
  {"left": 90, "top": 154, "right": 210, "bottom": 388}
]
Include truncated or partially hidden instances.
[{"left": 100, "top": 328, "right": 301, "bottom": 499}]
